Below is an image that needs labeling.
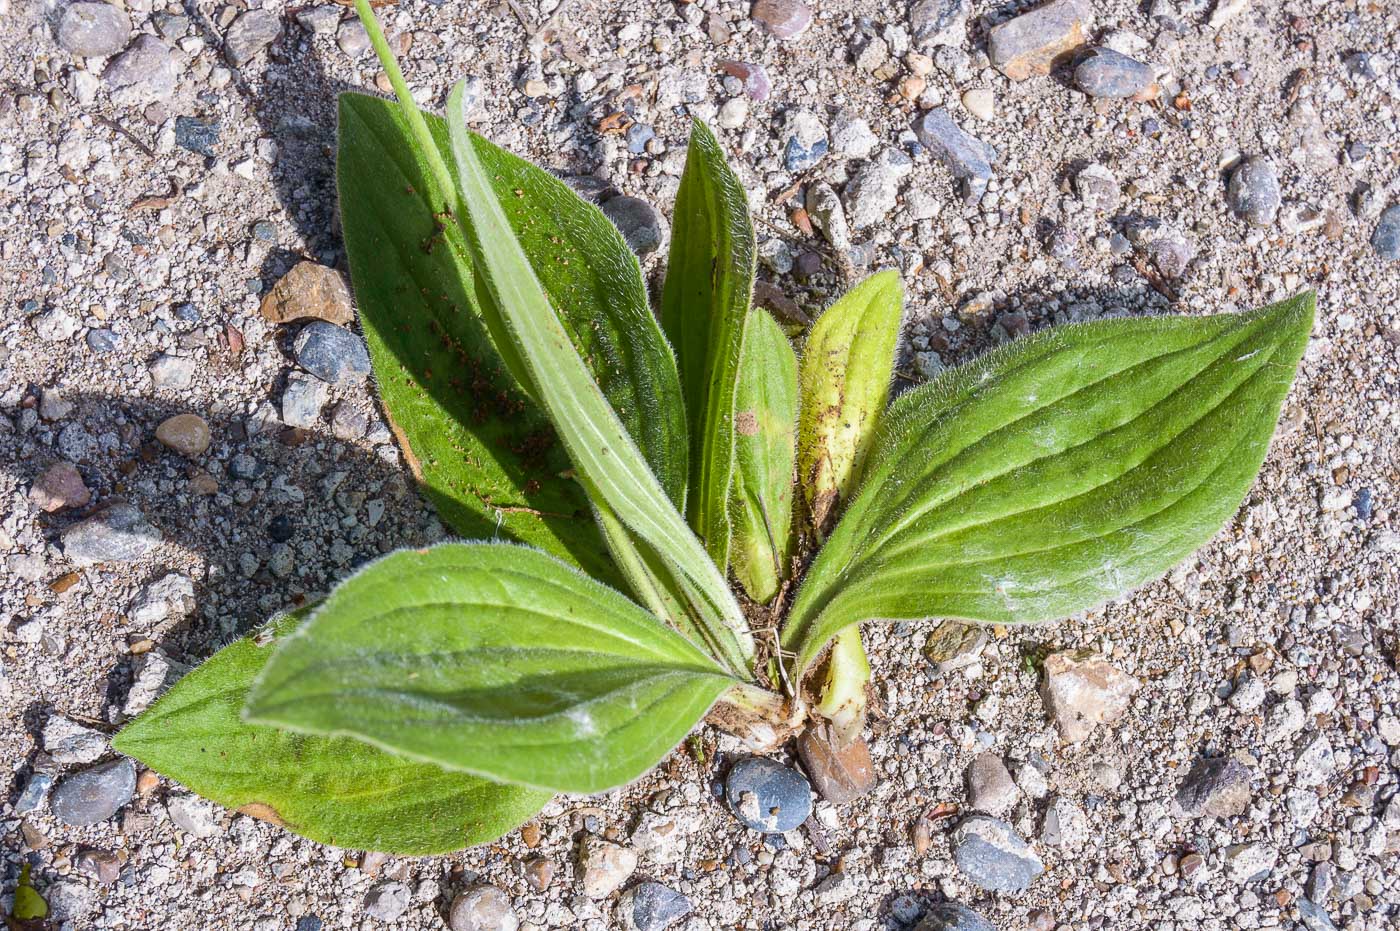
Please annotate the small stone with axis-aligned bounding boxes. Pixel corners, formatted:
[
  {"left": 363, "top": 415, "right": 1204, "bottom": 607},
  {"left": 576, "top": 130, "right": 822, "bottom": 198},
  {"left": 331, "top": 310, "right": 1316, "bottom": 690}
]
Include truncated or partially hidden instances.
[
  {"left": 1228, "top": 156, "right": 1282, "bottom": 227},
  {"left": 750, "top": 0, "right": 811, "bottom": 39},
  {"left": 1371, "top": 205, "right": 1400, "bottom": 261},
  {"left": 51, "top": 759, "right": 137, "bottom": 826},
  {"left": 123, "top": 651, "right": 177, "bottom": 716},
  {"left": 282, "top": 373, "right": 329, "bottom": 428},
  {"left": 782, "top": 109, "right": 828, "bottom": 172},
  {"left": 155, "top": 413, "right": 211, "bottom": 457},
  {"left": 805, "top": 183, "right": 850, "bottom": 255},
  {"left": 129, "top": 573, "right": 196, "bottom": 626},
  {"left": 915, "top": 903, "right": 994, "bottom": 931},
  {"left": 1039, "top": 649, "right": 1139, "bottom": 743},
  {"left": 1073, "top": 47, "right": 1154, "bottom": 99},
  {"left": 336, "top": 18, "right": 370, "bottom": 57},
  {"left": 923, "top": 620, "right": 987, "bottom": 673},
  {"left": 629, "top": 811, "right": 690, "bottom": 865},
  {"left": 86, "top": 328, "right": 118, "bottom": 353},
  {"left": 167, "top": 793, "right": 220, "bottom": 837},
  {"left": 1040, "top": 795, "right": 1088, "bottom": 848},
  {"left": 966, "top": 753, "right": 1018, "bottom": 815},
  {"left": 718, "top": 60, "right": 771, "bottom": 102},
  {"left": 1176, "top": 756, "right": 1252, "bottom": 818},
  {"left": 294, "top": 322, "right": 372, "bottom": 384},
  {"left": 62, "top": 503, "right": 161, "bottom": 567},
  {"left": 601, "top": 196, "right": 669, "bottom": 257},
  {"left": 1075, "top": 162, "right": 1120, "bottom": 211},
  {"left": 961, "top": 87, "right": 994, "bottom": 120},
  {"left": 522, "top": 858, "right": 553, "bottom": 891},
  {"left": 725, "top": 756, "right": 812, "bottom": 833},
  {"left": 225, "top": 9, "right": 281, "bottom": 65},
  {"left": 1146, "top": 233, "right": 1195, "bottom": 279},
  {"left": 449, "top": 884, "right": 517, "bottom": 931},
  {"left": 988, "top": 0, "right": 1090, "bottom": 81},
  {"left": 843, "top": 148, "right": 912, "bottom": 230},
  {"left": 58, "top": 2, "right": 132, "bottom": 57},
  {"left": 717, "top": 97, "right": 748, "bottom": 129},
  {"left": 796, "top": 727, "right": 877, "bottom": 805},
  {"left": 364, "top": 882, "right": 411, "bottom": 922},
  {"left": 577, "top": 837, "right": 637, "bottom": 898},
  {"left": 950, "top": 815, "right": 1044, "bottom": 893},
  {"left": 75, "top": 848, "right": 122, "bottom": 884},
  {"left": 149, "top": 353, "right": 195, "bottom": 390},
  {"left": 174, "top": 116, "right": 221, "bottom": 156},
  {"left": 912, "top": 108, "right": 996, "bottom": 202},
  {"left": 829, "top": 113, "right": 878, "bottom": 160},
  {"left": 297, "top": 5, "right": 342, "bottom": 34},
  {"left": 1224, "top": 842, "right": 1278, "bottom": 884},
  {"left": 34, "top": 308, "right": 80, "bottom": 342},
  {"left": 260, "top": 261, "right": 355, "bottom": 326},
  {"left": 617, "top": 882, "right": 692, "bottom": 931},
  {"left": 1297, "top": 900, "right": 1339, "bottom": 931},
  {"left": 1014, "top": 762, "right": 1050, "bottom": 800},
  {"left": 40, "top": 390, "right": 75, "bottom": 420},
  {"left": 30, "top": 461, "right": 90, "bottom": 512},
  {"left": 43, "top": 715, "right": 108, "bottom": 765},
  {"left": 910, "top": 0, "right": 971, "bottom": 50},
  {"left": 15, "top": 774, "right": 54, "bottom": 815},
  {"left": 103, "top": 35, "right": 176, "bottom": 104},
  {"left": 1294, "top": 732, "right": 1335, "bottom": 787}
]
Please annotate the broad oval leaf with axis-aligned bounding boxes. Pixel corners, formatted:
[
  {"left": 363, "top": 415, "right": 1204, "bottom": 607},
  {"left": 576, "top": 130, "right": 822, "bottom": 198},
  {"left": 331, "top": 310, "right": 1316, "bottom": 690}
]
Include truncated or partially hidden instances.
[
  {"left": 113, "top": 611, "right": 549, "bottom": 854},
  {"left": 661, "top": 121, "right": 757, "bottom": 570},
  {"left": 797, "top": 270, "right": 903, "bottom": 535},
  {"left": 244, "top": 544, "right": 739, "bottom": 794},
  {"left": 784, "top": 294, "right": 1314, "bottom": 673},
  {"left": 339, "top": 91, "right": 687, "bottom": 584},
  {"left": 730, "top": 309, "right": 798, "bottom": 604}
]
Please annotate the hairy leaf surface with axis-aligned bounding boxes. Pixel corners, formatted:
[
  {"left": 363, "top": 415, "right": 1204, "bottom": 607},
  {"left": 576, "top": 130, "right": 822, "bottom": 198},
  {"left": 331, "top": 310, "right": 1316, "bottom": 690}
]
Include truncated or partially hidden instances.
[
  {"left": 440, "top": 88, "right": 752, "bottom": 672},
  {"left": 114, "top": 611, "right": 549, "bottom": 854},
  {"left": 339, "top": 92, "right": 686, "bottom": 584},
  {"left": 730, "top": 310, "right": 798, "bottom": 604},
  {"left": 797, "top": 270, "right": 903, "bottom": 535},
  {"left": 245, "top": 545, "right": 738, "bottom": 794},
  {"left": 785, "top": 295, "right": 1314, "bottom": 673},
  {"left": 660, "top": 121, "right": 757, "bottom": 569}
]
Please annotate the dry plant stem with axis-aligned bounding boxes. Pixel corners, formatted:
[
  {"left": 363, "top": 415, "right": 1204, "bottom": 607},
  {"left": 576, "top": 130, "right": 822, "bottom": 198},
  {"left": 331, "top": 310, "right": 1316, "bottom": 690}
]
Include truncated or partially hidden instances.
[{"left": 709, "top": 682, "right": 807, "bottom": 751}]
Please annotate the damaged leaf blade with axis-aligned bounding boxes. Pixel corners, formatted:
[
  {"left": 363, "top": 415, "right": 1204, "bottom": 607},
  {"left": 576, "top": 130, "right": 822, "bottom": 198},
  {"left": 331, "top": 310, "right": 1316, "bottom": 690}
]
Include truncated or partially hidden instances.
[
  {"left": 113, "top": 610, "right": 550, "bottom": 855},
  {"left": 244, "top": 544, "right": 740, "bottom": 794},
  {"left": 797, "top": 270, "right": 903, "bottom": 535}
]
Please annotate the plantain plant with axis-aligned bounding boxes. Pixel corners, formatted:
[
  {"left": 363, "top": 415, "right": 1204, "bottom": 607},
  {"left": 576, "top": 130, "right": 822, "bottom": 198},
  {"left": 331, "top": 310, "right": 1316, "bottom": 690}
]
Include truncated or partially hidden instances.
[{"left": 112, "top": 0, "right": 1314, "bottom": 854}]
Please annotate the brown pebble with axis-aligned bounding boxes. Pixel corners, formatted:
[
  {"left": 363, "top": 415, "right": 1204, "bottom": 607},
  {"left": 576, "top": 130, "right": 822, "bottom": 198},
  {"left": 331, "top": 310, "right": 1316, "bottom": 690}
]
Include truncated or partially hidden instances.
[
  {"left": 911, "top": 817, "right": 933, "bottom": 855},
  {"left": 796, "top": 725, "right": 877, "bottom": 805},
  {"left": 156, "top": 414, "right": 211, "bottom": 457},
  {"left": 523, "top": 857, "right": 554, "bottom": 891},
  {"left": 520, "top": 822, "right": 542, "bottom": 848},
  {"left": 49, "top": 571, "right": 82, "bottom": 593},
  {"left": 260, "top": 261, "right": 355, "bottom": 326},
  {"left": 29, "top": 461, "right": 91, "bottom": 512},
  {"left": 136, "top": 770, "right": 160, "bottom": 795}
]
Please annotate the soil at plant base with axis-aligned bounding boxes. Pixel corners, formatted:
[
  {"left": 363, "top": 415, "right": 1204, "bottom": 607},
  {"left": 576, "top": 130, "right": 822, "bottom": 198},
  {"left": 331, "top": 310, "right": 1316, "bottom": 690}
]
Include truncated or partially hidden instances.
[{"left": 1, "top": 0, "right": 1398, "bottom": 928}]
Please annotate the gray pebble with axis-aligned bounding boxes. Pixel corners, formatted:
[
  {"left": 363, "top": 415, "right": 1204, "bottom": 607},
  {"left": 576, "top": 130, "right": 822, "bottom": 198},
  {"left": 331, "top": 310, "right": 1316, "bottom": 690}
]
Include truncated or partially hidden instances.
[
  {"left": 915, "top": 903, "right": 995, "bottom": 931},
  {"left": 61, "top": 503, "right": 162, "bottom": 567},
  {"left": 1074, "top": 162, "right": 1120, "bottom": 212},
  {"left": 617, "top": 882, "right": 692, "bottom": 931},
  {"left": 149, "top": 353, "right": 195, "bottom": 390},
  {"left": 57, "top": 2, "right": 132, "bottom": 57},
  {"left": 15, "top": 773, "right": 54, "bottom": 815},
  {"left": 1297, "top": 899, "right": 1338, "bottom": 931},
  {"left": 51, "top": 759, "right": 136, "bottom": 826},
  {"left": 294, "top": 321, "right": 372, "bottom": 384},
  {"left": 449, "top": 884, "right": 517, "bottom": 931},
  {"left": 601, "top": 196, "right": 669, "bottom": 257},
  {"left": 1147, "top": 234, "right": 1194, "bottom": 279},
  {"left": 909, "top": 0, "right": 970, "bottom": 50},
  {"left": 225, "top": 9, "right": 282, "bottom": 65},
  {"left": 103, "top": 35, "right": 176, "bottom": 105},
  {"left": 782, "top": 110, "right": 829, "bottom": 172},
  {"left": 725, "top": 756, "right": 812, "bottom": 833},
  {"left": 1227, "top": 156, "right": 1282, "bottom": 228},
  {"left": 282, "top": 372, "right": 330, "bottom": 428},
  {"left": 1073, "top": 47, "right": 1154, "bottom": 99},
  {"left": 913, "top": 108, "right": 996, "bottom": 203},
  {"left": 296, "top": 5, "right": 343, "bottom": 34},
  {"left": 363, "top": 882, "right": 412, "bottom": 923},
  {"left": 843, "top": 148, "right": 913, "bottom": 230},
  {"left": 1176, "top": 755, "right": 1252, "bottom": 818},
  {"left": 950, "top": 815, "right": 1044, "bottom": 893},
  {"left": 175, "top": 116, "right": 221, "bottom": 157},
  {"left": 1371, "top": 204, "right": 1400, "bottom": 261},
  {"left": 85, "top": 328, "right": 118, "bottom": 353}
]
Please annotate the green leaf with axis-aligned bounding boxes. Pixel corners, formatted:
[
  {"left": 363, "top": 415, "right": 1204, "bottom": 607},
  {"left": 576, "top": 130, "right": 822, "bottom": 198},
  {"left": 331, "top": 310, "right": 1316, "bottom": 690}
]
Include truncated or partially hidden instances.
[
  {"left": 339, "top": 91, "right": 688, "bottom": 585},
  {"left": 113, "top": 610, "right": 549, "bottom": 855},
  {"left": 660, "top": 121, "right": 757, "bottom": 569},
  {"left": 244, "top": 544, "right": 740, "bottom": 794},
  {"left": 439, "top": 84, "right": 751, "bottom": 673},
  {"left": 10, "top": 864, "right": 47, "bottom": 921},
  {"left": 785, "top": 294, "right": 1314, "bottom": 674},
  {"left": 797, "top": 270, "right": 903, "bottom": 535},
  {"left": 729, "top": 309, "right": 798, "bottom": 604}
]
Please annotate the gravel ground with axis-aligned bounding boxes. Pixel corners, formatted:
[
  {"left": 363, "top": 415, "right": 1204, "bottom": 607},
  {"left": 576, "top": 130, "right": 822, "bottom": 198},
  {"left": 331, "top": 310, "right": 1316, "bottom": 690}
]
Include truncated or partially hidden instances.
[{"left": 3, "top": 0, "right": 1399, "bottom": 928}]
